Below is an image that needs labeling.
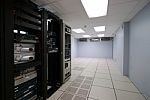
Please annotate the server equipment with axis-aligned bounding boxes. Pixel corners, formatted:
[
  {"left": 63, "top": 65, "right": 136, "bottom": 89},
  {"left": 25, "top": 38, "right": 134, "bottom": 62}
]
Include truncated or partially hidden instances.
[
  {"left": 0, "top": 1, "right": 4, "bottom": 98},
  {"left": 61, "top": 24, "right": 71, "bottom": 83},
  {"left": 1, "top": 0, "right": 47, "bottom": 99},
  {"left": 1, "top": 0, "right": 71, "bottom": 99},
  {"left": 1, "top": 0, "right": 18, "bottom": 99},
  {"left": 45, "top": 10, "right": 63, "bottom": 98},
  {"left": 13, "top": 0, "right": 44, "bottom": 99}
]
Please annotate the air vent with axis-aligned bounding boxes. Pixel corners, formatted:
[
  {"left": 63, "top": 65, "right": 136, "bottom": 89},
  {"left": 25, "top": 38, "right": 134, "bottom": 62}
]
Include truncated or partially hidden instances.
[
  {"left": 101, "top": 37, "right": 113, "bottom": 41},
  {"left": 90, "top": 38, "right": 100, "bottom": 42},
  {"left": 78, "top": 38, "right": 88, "bottom": 42}
]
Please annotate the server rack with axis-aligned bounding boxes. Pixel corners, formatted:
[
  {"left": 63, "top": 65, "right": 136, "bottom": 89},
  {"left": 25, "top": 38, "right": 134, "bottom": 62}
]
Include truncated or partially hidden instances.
[
  {"left": 0, "top": 0, "right": 14, "bottom": 99},
  {"left": 45, "top": 10, "right": 63, "bottom": 98},
  {"left": 1, "top": 0, "right": 72, "bottom": 99},
  {"left": 0, "top": 0, "right": 4, "bottom": 99},
  {"left": 61, "top": 24, "right": 71, "bottom": 83},
  {"left": 13, "top": 0, "right": 45, "bottom": 99},
  {"left": 0, "top": 0, "right": 47, "bottom": 99}
]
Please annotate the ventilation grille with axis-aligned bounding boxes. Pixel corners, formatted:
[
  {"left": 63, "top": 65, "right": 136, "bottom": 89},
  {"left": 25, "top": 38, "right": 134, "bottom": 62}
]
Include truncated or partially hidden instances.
[
  {"left": 90, "top": 38, "right": 100, "bottom": 42},
  {"left": 78, "top": 38, "right": 88, "bottom": 42},
  {"left": 78, "top": 37, "right": 113, "bottom": 42},
  {"left": 101, "top": 37, "right": 113, "bottom": 41}
]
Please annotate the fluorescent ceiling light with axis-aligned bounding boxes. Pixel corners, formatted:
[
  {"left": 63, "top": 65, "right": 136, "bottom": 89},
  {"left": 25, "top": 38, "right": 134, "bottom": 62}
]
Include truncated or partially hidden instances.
[
  {"left": 94, "top": 26, "right": 105, "bottom": 32},
  {"left": 81, "top": 0, "right": 108, "bottom": 18},
  {"left": 97, "top": 34, "right": 104, "bottom": 37},
  {"left": 83, "top": 35, "right": 91, "bottom": 38},
  {"left": 72, "top": 29, "right": 85, "bottom": 33}
]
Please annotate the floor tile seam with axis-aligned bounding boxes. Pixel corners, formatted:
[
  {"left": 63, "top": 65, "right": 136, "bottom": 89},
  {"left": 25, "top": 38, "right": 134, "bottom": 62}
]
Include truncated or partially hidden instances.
[
  {"left": 69, "top": 77, "right": 85, "bottom": 94},
  {"left": 57, "top": 91, "right": 65, "bottom": 100},
  {"left": 77, "top": 77, "right": 87, "bottom": 91},
  {"left": 88, "top": 97, "right": 98, "bottom": 100},
  {"left": 115, "top": 88, "right": 142, "bottom": 93},
  {"left": 94, "top": 77, "right": 111, "bottom": 80},
  {"left": 107, "top": 59, "right": 147, "bottom": 100},
  {"left": 58, "top": 90, "right": 65, "bottom": 92},
  {"left": 59, "top": 68, "right": 85, "bottom": 99},
  {"left": 106, "top": 59, "right": 147, "bottom": 100},
  {"left": 92, "top": 84, "right": 114, "bottom": 89},
  {"left": 75, "top": 91, "right": 90, "bottom": 98},
  {"left": 77, "top": 69, "right": 86, "bottom": 79},
  {"left": 87, "top": 62, "right": 98, "bottom": 98},
  {"left": 61, "top": 85, "right": 89, "bottom": 99},
  {"left": 71, "top": 75, "right": 91, "bottom": 94},
  {"left": 59, "top": 91, "right": 83, "bottom": 100},
  {"left": 112, "top": 79, "right": 132, "bottom": 83},
  {"left": 96, "top": 71, "right": 110, "bottom": 74},
  {"left": 106, "top": 59, "right": 117, "bottom": 100},
  {"left": 58, "top": 82, "right": 72, "bottom": 92},
  {"left": 74, "top": 91, "right": 89, "bottom": 98},
  {"left": 128, "top": 79, "right": 148, "bottom": 100}
]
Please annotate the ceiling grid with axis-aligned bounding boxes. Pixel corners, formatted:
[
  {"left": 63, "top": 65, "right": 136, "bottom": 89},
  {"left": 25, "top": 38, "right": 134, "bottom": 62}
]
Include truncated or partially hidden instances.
[{"left": 31, "top": 0, "right": 149, "bottom": 38}]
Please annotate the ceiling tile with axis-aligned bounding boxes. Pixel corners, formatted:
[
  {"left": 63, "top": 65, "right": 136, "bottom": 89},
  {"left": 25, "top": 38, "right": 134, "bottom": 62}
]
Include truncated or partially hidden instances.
[{"left": 32, "top": 0, "right": 149, "bottom": 38}]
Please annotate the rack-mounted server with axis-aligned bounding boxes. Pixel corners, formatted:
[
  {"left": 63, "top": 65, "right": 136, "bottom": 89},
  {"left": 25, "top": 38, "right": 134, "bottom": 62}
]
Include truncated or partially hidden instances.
[
  {"left": 61, "top": 24, "right": 71, "bottom": 83},
  {"left": 14, "top": 1, "right": 42, "bottom": 100},
  {"left": 13, "top": 0, "right": 42, "bottom": 99},
  {"left": 1, "top": 0, "right": 72, "bottom": 99},
  {"left": 14, "top": 43, "right": 35, "bottom": 64},
  {"left": 0, "top": 0, "right": 47, "bottom": 99}
]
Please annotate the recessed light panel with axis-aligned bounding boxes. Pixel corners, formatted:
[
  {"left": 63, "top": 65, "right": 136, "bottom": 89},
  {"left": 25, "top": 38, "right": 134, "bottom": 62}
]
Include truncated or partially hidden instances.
[
  {"left": 97, "top": 34, "right": 105, "bottom": 37},
  {"left": 81, "top": 0, "right": 108, "bottom": 18},
  {"left": 72, "top": 29, "right": 85, "bottom": 33},
  {"left": 83, "top": 35, "right": 91, "bottom": 38},
  {"left": 94, "top": 26, "right": 105, "bottom": 32}
]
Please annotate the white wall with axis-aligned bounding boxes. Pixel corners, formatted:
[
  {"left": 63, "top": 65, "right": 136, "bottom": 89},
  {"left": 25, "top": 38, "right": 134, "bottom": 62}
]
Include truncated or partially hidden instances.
[
  {"left": 71, "top": 36, "right": 78, "bottom": 58},
  {"left": 113, "top": 26, "right": 124, "bottom": 74},
  {"left": 123, "top": 22, "right": 129, "bottom": 76},
  {"left": 129, "top": 3, "right": 150, "bottom": 100},
  {"left": 113, "top": 3, "right": 150, "bottom": 100},
  {"left": 113, "top": 23, "right": 129, "bottom": 75},
  {"left": 77, "top": 40, "right": 113, "bottom": 58}
]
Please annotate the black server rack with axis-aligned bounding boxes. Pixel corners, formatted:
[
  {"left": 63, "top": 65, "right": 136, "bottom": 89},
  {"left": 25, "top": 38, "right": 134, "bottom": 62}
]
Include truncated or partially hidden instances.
[
  {"left": 0, "top": 0, "right": 47, "bottom": 100},
  {"left": 45, "top": 10, "right": 63, "bottom": 98},
  {"left": 0, "top": 0, "right": 15, "bottom": 99},
  {"left": 61, "top": 24, "right": 71, "bottom": 83},
  {"left": 13, "top": 0, "right": 47, "bottom": 99},
  {"left": 0, "top": 1, "right": 3, "bottom": 99},
  {"left": 0, "top": 1, "right": 4, "bottom": 99},
  {"left": 1, "top": 0, "right": 71, "bottom": 99}
]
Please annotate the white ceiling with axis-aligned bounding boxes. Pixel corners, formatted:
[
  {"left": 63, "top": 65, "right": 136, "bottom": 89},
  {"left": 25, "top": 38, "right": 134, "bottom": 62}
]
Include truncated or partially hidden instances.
[{"left": 32, "top": 0, "right": 150, "bottom": 38}]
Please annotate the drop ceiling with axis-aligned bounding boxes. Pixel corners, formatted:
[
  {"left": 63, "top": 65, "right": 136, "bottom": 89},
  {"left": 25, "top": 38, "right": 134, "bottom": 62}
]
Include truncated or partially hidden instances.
[{"left": 32, "top": 0, "right": 150, "bottom": 38}]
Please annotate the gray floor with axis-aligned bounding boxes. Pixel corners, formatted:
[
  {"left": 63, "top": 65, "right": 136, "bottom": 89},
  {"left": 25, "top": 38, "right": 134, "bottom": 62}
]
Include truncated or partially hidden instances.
[{"left": 47, "top": 58, "right": 146, "bottom": 100}]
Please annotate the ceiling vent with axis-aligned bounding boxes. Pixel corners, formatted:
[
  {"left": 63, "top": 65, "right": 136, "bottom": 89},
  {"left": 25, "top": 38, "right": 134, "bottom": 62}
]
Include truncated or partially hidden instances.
[
  {"left": 78, "top": 38, "right": 88, "bottom": 42},
  {"left": 90, "top": 38, "right": 100, "bottom": 42},
  {"left": 101, "top": 37, "right": 113, "bottom": 41}
]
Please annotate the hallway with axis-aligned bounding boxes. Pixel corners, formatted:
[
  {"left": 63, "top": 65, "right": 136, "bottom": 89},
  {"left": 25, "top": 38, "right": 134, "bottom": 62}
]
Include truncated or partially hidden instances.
[
  {"left": 1, "top": 0, "right": 150, "bottom": 99},
  {"left": 47, "top": 58, "right": 146, "bottom": 100}
]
